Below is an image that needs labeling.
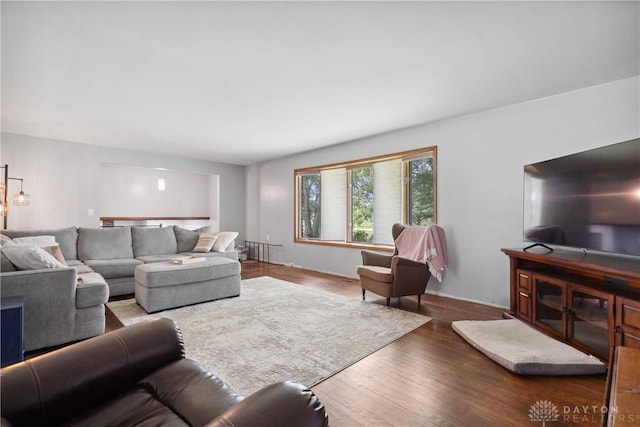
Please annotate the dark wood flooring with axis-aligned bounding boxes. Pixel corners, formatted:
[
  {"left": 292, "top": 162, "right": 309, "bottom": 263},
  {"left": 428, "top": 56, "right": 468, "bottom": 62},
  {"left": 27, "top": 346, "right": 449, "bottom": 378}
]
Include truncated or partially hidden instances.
[{"left": 108, "top": 261, "right": 607, "bottom": 426}]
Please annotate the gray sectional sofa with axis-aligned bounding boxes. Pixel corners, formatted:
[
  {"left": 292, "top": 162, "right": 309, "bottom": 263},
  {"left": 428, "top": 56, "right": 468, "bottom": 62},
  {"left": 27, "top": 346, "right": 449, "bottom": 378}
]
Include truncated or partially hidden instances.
[
  {"left": 3, "top": 226, "right": 238, "bottom": 296},
  {"left": 0, "top": 225, "right": 238, "bottom": 351}
]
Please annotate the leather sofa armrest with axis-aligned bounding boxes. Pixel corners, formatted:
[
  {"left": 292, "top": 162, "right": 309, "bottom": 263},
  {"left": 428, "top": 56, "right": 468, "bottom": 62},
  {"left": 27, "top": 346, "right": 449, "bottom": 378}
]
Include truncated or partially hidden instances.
[
  {"left": 0, "top": 318, "right": 185, "bottom": 427},
  {"left": 361, "top": 250, "right": 392, "bottom": 268},
  {"left": 206, "top": 381, "right": 329, "bottom": 427}
]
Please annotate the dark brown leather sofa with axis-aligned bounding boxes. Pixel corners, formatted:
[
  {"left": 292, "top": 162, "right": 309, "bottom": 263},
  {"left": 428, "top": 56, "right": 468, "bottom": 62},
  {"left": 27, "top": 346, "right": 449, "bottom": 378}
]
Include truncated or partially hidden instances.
[{"left": 0, "top": 318, "right": 329, "bottom": 427}]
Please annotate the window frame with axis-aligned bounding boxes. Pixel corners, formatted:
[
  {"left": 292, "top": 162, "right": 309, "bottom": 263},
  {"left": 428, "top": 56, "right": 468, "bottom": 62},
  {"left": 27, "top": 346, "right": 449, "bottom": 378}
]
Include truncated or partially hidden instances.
[{"left": 294, "top": 146, "right": 437, "bottom": 251}]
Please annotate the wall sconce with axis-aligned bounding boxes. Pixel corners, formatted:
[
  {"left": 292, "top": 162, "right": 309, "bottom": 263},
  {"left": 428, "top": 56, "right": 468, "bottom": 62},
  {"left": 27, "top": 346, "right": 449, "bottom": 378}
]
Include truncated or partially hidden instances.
[
  {"left": 13, "top": 178, "right": 30, "bottom": 206},
  {"left": 1, "top": 164, "right": 31, "bottom": 229},
  {"left": 0, "top": 181, "right": 6, "bottom": 218}
]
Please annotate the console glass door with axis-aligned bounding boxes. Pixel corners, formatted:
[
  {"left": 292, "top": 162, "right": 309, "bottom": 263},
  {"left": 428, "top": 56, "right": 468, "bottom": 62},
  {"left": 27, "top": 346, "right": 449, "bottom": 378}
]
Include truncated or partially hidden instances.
[
  {"left": 533, "top": 275, "right": 565, "bottom": 338},
  {"left": 569, "top": 286, "right": 611, "bottom": 360}
]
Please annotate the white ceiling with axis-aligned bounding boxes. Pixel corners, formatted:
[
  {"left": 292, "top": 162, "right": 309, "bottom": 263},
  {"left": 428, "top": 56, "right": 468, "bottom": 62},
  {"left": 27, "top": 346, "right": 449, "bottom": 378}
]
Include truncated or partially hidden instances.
[{"left": 2, "top": 1, "right": 638, "bottom": 166}]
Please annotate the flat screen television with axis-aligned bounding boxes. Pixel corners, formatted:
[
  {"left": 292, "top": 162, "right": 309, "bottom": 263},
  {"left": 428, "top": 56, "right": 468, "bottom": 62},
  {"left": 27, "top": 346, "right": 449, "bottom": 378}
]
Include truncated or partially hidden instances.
[{"left": 523, "top": 138, "right": 640, "bottom": 257}]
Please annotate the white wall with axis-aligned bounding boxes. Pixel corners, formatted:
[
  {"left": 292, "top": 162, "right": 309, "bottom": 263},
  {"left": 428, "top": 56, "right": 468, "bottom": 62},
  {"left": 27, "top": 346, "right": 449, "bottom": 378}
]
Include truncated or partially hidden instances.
[
  {"left": 0, "top": 133, "right": 246, "bottom": 238},
  {"left": 2, "top": 78, "right": 637, "bottom": 308},
  {"left": 245, "top": 77, "right": 640, "bottom": 308},
  {"left": 99, "top": 163, "right": 214, "bottom": 226}
]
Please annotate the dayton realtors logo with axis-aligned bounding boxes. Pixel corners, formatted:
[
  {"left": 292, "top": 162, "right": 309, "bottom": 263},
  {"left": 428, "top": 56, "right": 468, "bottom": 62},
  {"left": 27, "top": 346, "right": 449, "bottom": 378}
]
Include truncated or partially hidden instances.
[
  {"left": 529, "top": 400, "right": 639, "bottom": 425},
  {"left": 529, "top": 400, "right": 560, "bottom": 426}
]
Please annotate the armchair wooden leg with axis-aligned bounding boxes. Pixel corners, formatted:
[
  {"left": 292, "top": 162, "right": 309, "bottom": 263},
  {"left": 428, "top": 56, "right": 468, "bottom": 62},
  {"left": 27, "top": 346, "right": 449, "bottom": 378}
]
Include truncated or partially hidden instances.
[
  {"left": 362, "top": 289, "right": 366, "bottom": 300},
  {"left": 418, "top": 294, "right": 422, "bottom": 306},
  {"left": 386, "top": 298, "right": 390, "bottom": 306}
]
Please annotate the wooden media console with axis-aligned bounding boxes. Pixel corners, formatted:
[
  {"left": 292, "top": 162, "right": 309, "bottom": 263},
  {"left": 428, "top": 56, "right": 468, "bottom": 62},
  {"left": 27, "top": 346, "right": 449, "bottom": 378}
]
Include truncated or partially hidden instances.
[{"left": 502, "top": 248, "right": 640, "bottom": 363}]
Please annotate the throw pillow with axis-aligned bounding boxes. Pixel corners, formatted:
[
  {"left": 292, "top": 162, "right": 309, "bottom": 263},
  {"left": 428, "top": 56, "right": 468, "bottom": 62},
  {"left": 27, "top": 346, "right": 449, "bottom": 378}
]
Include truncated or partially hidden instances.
[
  {"left": 173, "top": 225, "right": 210, "bottom": 253},
  {"left": 1, "top": 251, "right": 17, "bottom": 272},
  {"left": 212, "top": 231, "right": 238, "bottom": 252},
  {"left": 12, "top": 235, "right": 57, "bottom": 247},
  {"left": 42, "top": 245, "right": 68, "bottom": 266},
  {"left": 0, "top": 234, "right": 13, "bottom": 247},
  {"left": 192, "top": 233, "right": 217, "bottom": 253},
  {"left": 2, "top": 244, "right": 67, "bottom": 270}
]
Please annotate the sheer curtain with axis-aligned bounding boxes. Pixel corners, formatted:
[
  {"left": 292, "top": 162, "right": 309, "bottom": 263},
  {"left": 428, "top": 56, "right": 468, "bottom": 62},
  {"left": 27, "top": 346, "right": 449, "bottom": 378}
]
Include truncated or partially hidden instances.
[
  {"left": 373, "top": 159, "right": 402, "bottom": 245},
  {"left": 320, "top": 168, "right": 346, "bottom": 241}
]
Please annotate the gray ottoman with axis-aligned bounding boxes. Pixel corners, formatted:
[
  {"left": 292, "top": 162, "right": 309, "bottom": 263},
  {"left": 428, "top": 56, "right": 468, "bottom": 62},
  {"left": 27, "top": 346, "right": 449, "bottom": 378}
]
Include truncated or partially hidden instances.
[{"left": 135, "top": 257, "right": 241, "bottom": 313}]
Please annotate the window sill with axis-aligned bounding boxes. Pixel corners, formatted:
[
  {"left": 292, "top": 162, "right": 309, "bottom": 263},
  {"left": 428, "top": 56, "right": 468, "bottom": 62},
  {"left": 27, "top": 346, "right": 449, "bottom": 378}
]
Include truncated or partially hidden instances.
[{"left": 294, "top": 238, "right": 394, "bottom": 252}]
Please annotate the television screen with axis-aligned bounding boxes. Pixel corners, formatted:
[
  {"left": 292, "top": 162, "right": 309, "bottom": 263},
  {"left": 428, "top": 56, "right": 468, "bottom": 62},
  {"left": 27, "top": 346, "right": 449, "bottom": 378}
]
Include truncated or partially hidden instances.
[{"left": 523, "top": 138, "right": 640, "bottom": 257}]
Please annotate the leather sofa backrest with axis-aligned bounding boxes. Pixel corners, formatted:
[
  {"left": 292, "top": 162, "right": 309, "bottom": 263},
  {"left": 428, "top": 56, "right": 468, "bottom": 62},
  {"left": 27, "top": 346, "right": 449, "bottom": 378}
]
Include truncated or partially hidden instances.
[{"left": 1, "top": 318, "right": 184, "bottom": 426}]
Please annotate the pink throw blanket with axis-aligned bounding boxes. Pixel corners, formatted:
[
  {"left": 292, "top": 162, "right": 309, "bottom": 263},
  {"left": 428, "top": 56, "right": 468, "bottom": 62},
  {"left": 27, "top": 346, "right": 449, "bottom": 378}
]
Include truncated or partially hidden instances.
[{"left": 395, "top": 225, "right": 448, "bottom": 282}]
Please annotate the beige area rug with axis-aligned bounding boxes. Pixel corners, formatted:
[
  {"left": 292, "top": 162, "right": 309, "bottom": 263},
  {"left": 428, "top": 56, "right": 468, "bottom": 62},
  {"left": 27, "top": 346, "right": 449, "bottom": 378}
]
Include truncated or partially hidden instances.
[{"left": 108, "top": 276, "right": 431, "bottom": 395}]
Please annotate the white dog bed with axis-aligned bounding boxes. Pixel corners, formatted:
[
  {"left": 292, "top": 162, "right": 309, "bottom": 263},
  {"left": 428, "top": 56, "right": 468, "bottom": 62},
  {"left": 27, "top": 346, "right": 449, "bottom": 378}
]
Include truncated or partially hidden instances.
[{"left": 452, "top": 319, "right": 606, "bottom": 375}]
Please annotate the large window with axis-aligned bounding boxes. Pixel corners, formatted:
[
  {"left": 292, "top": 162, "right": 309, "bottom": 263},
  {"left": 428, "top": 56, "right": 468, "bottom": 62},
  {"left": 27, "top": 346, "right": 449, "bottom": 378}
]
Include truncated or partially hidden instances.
[{"left": 295, "top": 146, "right": 437, "bottom": 249}]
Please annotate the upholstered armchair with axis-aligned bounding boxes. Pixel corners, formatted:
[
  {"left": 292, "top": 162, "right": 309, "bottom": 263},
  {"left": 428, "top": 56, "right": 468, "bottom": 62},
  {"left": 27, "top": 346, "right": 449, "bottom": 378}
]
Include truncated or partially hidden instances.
[{"left": 357, "top": 223, "right": 432, "bottom": 307}]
